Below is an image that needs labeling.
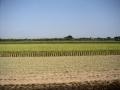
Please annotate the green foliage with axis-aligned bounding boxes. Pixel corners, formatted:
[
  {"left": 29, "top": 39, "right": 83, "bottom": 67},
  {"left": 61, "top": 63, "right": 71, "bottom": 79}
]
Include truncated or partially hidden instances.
[
  {"left": 114, "top": 36, "right": 120, "bottom": 41},
  {"left": 64, "top": 35, "right": 74, "bottom": 40}
]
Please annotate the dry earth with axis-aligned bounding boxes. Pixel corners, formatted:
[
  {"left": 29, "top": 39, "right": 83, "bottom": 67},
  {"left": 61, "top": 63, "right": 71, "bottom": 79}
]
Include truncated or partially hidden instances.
[{"left": 0, "top": 55, "right": 120, "bottom": 85}]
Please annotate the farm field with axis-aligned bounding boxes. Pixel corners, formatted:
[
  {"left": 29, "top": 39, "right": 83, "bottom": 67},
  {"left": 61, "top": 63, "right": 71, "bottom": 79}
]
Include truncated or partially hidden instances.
[
  {"left": 0, "top": 43, "right": 120, "bottom": 51},
  {"left": 0, "top": 43, "right": 120, "bottom": 57},
  {"left": 0, "top": 55, "right": 120, "bottom": 85},
  {"left": 0, "top": 42, "right": 120, "bottom": 89}
]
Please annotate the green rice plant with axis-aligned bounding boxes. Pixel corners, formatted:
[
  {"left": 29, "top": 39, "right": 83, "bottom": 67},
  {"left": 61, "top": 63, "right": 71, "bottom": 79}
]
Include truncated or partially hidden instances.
[
  {"left": 0, "top": 42, "right": 120, "bottom": 57},
  {"left": 0, "top": 50, "right": 120, "bottom": 57}
]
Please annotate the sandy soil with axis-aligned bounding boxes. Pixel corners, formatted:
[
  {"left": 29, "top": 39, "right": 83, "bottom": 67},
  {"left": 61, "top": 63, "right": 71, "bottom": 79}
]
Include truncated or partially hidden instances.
[{"left": 0, "top": 55, "right": 120, "bottom": 85}]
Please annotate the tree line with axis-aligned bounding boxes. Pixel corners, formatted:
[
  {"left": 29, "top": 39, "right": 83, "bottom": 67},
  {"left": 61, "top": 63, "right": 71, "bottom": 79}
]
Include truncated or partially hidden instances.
[{"left": 0, "top": 35, "right": 120, "bottom": 41}]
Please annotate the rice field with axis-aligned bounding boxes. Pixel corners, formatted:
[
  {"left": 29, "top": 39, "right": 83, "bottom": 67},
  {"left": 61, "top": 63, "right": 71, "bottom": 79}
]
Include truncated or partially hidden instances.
[
  {"left": 0, "top": 43, "right": 120, "bottom": 57},
  {"left": 0, "top": 43, "right": 120, "bottom": 51},
  {"left": 0, "top": 55, "right": 120, "bottom": 89},
  {"left": 0, "top": 42, "right": 120, "bottom": 89}
]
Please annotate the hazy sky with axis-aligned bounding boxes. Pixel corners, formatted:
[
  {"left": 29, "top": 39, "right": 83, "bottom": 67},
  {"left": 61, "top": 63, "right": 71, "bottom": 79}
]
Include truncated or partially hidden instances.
[{"left": 0, "top": 0, "right": 120, "bottom": 38}]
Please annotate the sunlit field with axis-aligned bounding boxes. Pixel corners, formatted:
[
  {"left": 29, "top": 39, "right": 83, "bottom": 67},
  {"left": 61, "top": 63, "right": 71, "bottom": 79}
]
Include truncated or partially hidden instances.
[
  {"left": 0, "top": 55, "right": 120, "bottom": 85},
  {"left": 0, "top": 43, "right": 120, "bottom": 57},
  {"left": 1, "top": 0, "right": 120, "bottom": 89},
  {"left": 0, "top": 42, "right": 120, "bottom": 89},
  {"left": 0, "top": 43, "right": 120, "bottom": 51},
  {"left": 0, "top": 55, "right": 120, "bottom": 89}
]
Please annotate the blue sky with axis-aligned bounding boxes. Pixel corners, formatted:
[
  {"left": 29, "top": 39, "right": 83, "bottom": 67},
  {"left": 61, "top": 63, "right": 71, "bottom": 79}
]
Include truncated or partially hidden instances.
[{"left": 0, "top": 0, "right": 120, "bottom": 38}]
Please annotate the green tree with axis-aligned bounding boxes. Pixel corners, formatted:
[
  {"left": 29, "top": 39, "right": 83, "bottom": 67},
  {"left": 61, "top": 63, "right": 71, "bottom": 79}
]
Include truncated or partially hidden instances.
[{"left": 64, "top": 35, "right": 73, "bottom": 40}]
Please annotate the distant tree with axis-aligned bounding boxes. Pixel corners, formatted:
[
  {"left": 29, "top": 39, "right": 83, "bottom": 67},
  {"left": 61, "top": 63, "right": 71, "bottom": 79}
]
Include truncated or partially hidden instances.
[
  {"left": 96, "top": 37, "right": 103, "bottom": 40},
  {"left": 106, "top": 37, "right": 111, "bottom": 40},
  {"left": 64, "top": 35, "right": 73, "bottom": 40},
  {"left": 114, "top": 36, "right": 120, "bottom": 41}
]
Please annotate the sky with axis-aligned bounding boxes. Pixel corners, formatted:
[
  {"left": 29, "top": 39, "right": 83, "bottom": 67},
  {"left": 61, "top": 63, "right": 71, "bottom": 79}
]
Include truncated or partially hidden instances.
[{"left": 0, "top": 0, "right": 120, "bottom": 38}]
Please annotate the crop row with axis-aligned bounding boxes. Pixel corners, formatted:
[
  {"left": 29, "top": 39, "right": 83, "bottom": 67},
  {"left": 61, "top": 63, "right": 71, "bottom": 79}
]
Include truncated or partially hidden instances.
[{"left": 0, "top": 50, "right": 120, "bottom": 57}]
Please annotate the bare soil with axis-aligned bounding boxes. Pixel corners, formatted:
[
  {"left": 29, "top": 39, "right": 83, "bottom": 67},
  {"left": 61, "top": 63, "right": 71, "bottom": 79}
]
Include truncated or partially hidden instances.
[{"left": 0, "top": 55, "right": 120, "bottom": 90}]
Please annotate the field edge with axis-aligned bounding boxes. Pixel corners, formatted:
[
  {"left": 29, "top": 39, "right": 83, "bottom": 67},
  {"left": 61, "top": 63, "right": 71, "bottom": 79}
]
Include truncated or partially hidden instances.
[{"left": 0, "top": 79, "right": 120, "bottom": 90}]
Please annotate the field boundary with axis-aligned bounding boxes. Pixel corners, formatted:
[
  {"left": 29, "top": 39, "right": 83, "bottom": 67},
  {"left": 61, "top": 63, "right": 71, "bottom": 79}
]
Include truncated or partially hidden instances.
[
  {"left": 0, "top": 80, "right": 120, "bottom": 90},
  {"left": 0, "top": 50, "right": 120, "bottom": 57},
  {"left": 0, "top": 41, "right": 120, "bottom": 44}
]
